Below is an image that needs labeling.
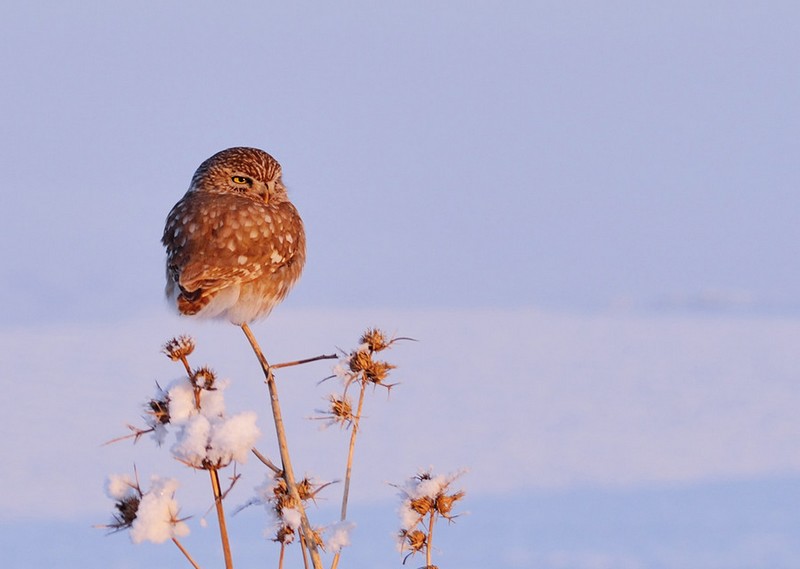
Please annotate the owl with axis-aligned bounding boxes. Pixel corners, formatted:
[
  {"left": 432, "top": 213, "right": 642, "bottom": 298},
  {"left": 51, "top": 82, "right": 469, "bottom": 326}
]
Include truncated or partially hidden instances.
[{"left": 161, "top": 147, "right": 306, "bottom": 325}]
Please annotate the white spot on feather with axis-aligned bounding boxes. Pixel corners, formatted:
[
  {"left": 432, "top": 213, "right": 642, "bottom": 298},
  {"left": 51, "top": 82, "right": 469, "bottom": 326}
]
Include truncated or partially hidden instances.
[
  {"left": 238, "top": 255, "right": 248, "bottom": 265},
  {"left": 270, "top": 250, "right": 284, "bottom": 264}
]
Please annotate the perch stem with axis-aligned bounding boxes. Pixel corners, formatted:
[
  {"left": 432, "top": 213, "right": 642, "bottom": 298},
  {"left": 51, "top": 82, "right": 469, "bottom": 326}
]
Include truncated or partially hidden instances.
[{"left": 240, "top": 323, "right": 323, "bottom": 569}]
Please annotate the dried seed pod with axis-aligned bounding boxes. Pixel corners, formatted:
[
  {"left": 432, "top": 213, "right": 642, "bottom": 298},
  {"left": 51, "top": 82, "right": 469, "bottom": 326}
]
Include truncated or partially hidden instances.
[
  {"left": 147, "top": 397, "right": 171, "bottom": 425},
  {"left": 410, "top": 496, "right": 434, "bottom": 516},
  {"left": 404, "top": 529, "right": 426, "bottom": 552},
  {"left": 111, "top": 495, "right": 140, "bottom": 530},
  {"left": 360, "top": 328, "right": 390, "bottom": 352},
  {"left": 435, "top": 491, "right": 464, "bottom": 517},
  {"left": 162, "top": 335, "right": 195, "bottom": 361},
  {"left": 349, "top": 350, "right": 373, "bottom": 373},
  {"left": 192, "top": 366, "right": 217, "bottom": 390}
]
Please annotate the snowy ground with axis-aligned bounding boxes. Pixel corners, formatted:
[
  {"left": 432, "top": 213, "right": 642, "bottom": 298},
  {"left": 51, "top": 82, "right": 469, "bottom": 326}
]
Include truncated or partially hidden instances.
[{"left": 1, "top": 307, "right": 799, "bottom": 568}]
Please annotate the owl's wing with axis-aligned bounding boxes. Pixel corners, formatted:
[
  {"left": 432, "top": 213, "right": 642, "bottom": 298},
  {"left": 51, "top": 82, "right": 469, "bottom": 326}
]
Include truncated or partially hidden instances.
[
  {"left": 164, "top": 192, "right": 302, "bottom": 296},
  {"left": 176, "top": 262, "right": 261, "bottom": 295}
]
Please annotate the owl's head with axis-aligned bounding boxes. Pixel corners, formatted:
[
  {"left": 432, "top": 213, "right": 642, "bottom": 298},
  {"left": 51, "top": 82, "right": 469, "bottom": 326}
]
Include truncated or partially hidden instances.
[{"left": 189, "top": 147, "right": 288, "bottom": 203}]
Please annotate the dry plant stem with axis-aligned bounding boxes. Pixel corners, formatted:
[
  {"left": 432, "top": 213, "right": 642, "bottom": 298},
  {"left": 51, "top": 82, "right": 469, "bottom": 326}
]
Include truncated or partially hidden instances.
[
  {"left": 209, "top": 467, "right": 234, "bottom": 569},
  {"left": 426, "top": 511, "right": 436, "bottom": 569},
  {"left": 340, "top": 379, "right": 368, "bottom": 520},
  {"left": 172, "top": 537, "right": 202, "bottom": 569},
  {"left": 270, "top": 353, "right": 338, "bottom": 370},
  {"left": 329, "top": 380, "right": 367, "bottom": 569},
  {"left": 240, "top": 323, "right": 323, "bottom": 569},
  {"left": 178, "top": 355, "right": 192, "bottom": 377},
  {"left": 278, "top": 543, "right": 285, "bottom": 569},
  {"left": 329, "top": 550, "right": 341, "bottom": 569},
  {"left": 251, "top": 447, "right": 281, "bottom": 474},
  {"left": 300, "top": 535, "right": 310, "bottom": 569}
]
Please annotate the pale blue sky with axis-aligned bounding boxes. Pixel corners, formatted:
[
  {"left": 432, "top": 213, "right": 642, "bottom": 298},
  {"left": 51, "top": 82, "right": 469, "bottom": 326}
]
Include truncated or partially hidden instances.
[{"left": 2, "top": 2, "right": 799, "bottom": 325}]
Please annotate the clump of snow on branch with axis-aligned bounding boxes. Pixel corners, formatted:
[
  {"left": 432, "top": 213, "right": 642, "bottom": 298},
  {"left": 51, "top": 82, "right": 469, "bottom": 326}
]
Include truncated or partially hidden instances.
[
  {"left": 145, "top": 376, "right": 260, "bottom": 469},
  {"left": 103, "top": 474, "right": 188, "bottom": 544},
  {"left": 325, "top": 521, "right": 355, "bottom": 553},
  {"left": 248, "top": 472, "right": 331, "bottom": 546},
  {"left": 106, "top": 473, "right": 136, "bottom": 501},
  {"left": 130, "top": 477, "right": 189, "bottom": 544}
]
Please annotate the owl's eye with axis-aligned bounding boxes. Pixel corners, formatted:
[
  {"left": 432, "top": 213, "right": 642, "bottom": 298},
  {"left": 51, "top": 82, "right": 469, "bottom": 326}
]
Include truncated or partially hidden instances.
[{"left": 231, "top": 176, "right": 252, "bottom": 185}]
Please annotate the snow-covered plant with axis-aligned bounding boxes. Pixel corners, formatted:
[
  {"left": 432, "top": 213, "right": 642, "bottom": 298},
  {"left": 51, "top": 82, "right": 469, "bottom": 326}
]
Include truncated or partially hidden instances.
[
  {"left": 102, "top": 328, "right": 465, "bottom": 569},
  {"left": 100, "top": 470, "right": 197, "bottom": 567},
  {"left": 396, "top": 468, "right": 466, "bottom": 568},
  {"left": 320, "top": 328, "right": 411, "bottom": 569},
  {"left": 103, "top": 335, "right": 260, "bottom": 568}
]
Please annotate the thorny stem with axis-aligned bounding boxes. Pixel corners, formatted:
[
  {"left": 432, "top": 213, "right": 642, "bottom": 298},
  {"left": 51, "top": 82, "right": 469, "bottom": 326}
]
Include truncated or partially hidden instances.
[
  {"left": 330, "top": 378, "right": 368, "bottom": 569},
  {"left": 172, "top": 537, "right": 202, "bottom": 569},
  {"left": 209, "top": 468, "right": 234, "bottom": 569},
  {"left": 240, "top": 323, "right": 323, "bottom": 569}
]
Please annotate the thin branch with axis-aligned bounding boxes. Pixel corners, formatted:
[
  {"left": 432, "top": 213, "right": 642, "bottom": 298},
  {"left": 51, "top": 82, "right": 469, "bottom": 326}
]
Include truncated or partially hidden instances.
[
  {"left": 178, "top": 355, "right": 193, "bottom": 378},
  {"left": 330, "top": 377, "right": 368, "bottom": 569},
  {"left": 240, "top": 323, "right": 323, "bottom": 569},
  {"left": 299, "top": 533, "right": 310, "bottom": 569},
  {"left": 102, "top": 425, "right": 155, "bottom": 446},
  {"left": 172, "top": 537, "right": 202, "bottom": 569},
  {"left": 340, "top": 379, "right": 367, "bottom": 520},
  {"left": 426, "top": 511, "right": 436, "bottom": 569},
  {"left": 270, "top": 353, "right": 338, "bottom": 370},
  {"left": 209, "top": 467, "right": 234, "bottom": 569},
  {"left": 251, "top": 447, "right": 282, "bottom": 474}
]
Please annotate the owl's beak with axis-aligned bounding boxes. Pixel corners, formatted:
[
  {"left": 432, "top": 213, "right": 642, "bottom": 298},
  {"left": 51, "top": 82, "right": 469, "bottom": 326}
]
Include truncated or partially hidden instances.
[{"left": 257, "top": 181, "right": 274, "bottom": 203}]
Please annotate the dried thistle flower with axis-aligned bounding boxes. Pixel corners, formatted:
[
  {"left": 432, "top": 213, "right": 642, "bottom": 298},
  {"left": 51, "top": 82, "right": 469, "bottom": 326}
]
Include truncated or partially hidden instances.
[
  {"left": 192, "top": 366, "right": 217, "bottom": 390},
  {"left": 275, "top": 524, "right": 296, "bottom": 544},
  {"left": 109, "top": 494, "right": 141, "bottom": 531},
  {"left": 436, "top": 491, "right": 465, "bottom": 519},
  {"left": 316, "top": 394, "right": 354, "bottom": 428},
  {"left": 348, "top": 350, "right": 373, "bottom": 374},
  {"left": 162, "top": 335, "right": 195, "bottom": 361},
  {"left": 348, "top": 349, "right": 396, "bottom": 386},
  {"left": 260, "top": 473, "right": 330, "bottom": 544},
  {"left": 147, "top": 397, "right": 171, "bottom": 425},
  {"left": 360, "top": 328, "right": 390, "bottom": 352},
  {"left": 396, "top": 468, "right": 466, "bottom": 565},
  {"left": 400, "top": 528, "right": 426, "bottom": 552},
  {"left": 261, "top": 472, "right": 330, "bottom": 520},
  {"left": 409, "top": 496, "right": 434, "bottom": 516},
  {"left": 363, "top": 360, "right": 395, "bottom": 385}
]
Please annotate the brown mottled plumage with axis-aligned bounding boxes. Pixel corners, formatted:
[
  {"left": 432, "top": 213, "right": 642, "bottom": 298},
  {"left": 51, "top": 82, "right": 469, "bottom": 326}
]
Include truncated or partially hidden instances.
[{"left": 162, "top": 147, "right": 306, "bottom": 324}]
